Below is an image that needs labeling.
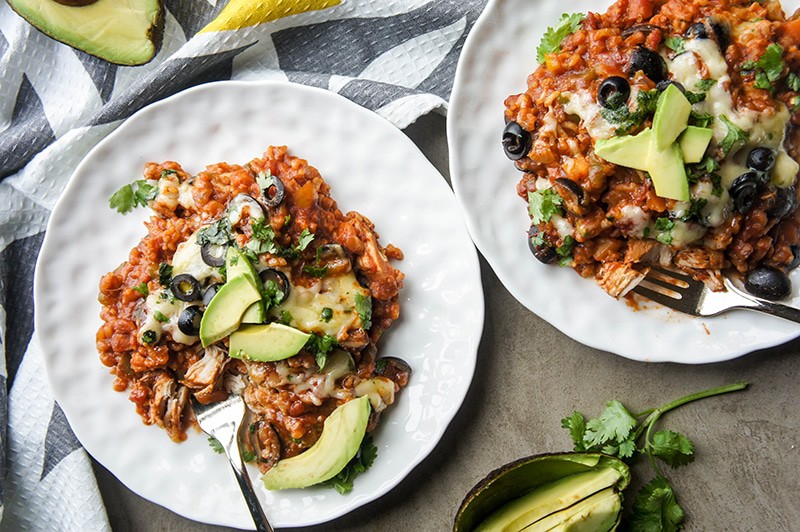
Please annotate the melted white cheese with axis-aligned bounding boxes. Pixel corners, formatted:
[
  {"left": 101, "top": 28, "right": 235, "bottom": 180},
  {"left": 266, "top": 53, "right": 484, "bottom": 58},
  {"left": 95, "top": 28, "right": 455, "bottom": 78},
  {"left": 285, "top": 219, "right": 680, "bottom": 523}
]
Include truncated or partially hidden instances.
[
  {"left": 269, "top": 270, "right": 369, "bottom": 339},
  {"left": 562, "top": 91, "right": 617, "bottom": 140},
  {"left": 171, "top": 227, "right": 224, "bottom": 284},
  {"left": 138, "top": 290, "right": 197, "bottom": 345}
]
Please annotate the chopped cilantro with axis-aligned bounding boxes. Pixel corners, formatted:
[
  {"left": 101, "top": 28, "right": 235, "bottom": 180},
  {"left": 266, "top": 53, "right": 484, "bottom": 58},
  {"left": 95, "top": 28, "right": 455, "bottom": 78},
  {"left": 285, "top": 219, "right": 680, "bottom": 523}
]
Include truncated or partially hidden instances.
[
  {"left": 279, "top": 310, "right": 293, "bottom": 326},
  {"left": 375, "top": 358, "right": 388, "bottom": 374},
  {"left": 321, "top": 307, "right": 333, "bottom": 322},
  {"left": 786, "top": 72, "right": 800, "bottom": 92},
  {"left": 719, "top": 115, "right": 749, "bottom": 155},
  {"left": 684, "top": 91, "right": 706, "bottom": 104},
  {"left": 555, "top": 235, "right": 575, "bottom": 267},
  {"left": 256, "top": 170, "right": 276, "bottom": 192},
  {"left": 109, "top": 179, "right": 158, "bottom": 214},
  {"left": 536, "top": 13, "right": 586, "bottom": 63},
  {"left": 132, "top": 282, "right": 149, "bottom": 296},
  {"left": 528, "top": 189, "right": 563, "bottom": 224},
  {"left": 688, "top": 110, "right": 714, "bottom": 128},
  {"left": 154, "top": 310, "right": 169, "bottom": 323},
  {"left": 208, "top": 437, "right": 224, "bottom": 454},
  {"left": 654, "top": 217, "right": 675, "bottom": 245},
  {"left": 664, "top": 36, "right": 685, "bottom": 54},
  {"left": 792, "top": 95, "right": 800, "bottom": 113},
  {"left": 197, "top": 218, "right": 231, "bottom": 247},
  {"left": 354, "top": 293, "right": 372, "bottom": 330},
  {"left": 247, "top": 218, "right": 280, "bottom": 255},
  {"left": 303, "top": 264, "right": 329, "bottom": 277},
  {"left": 305, "top": 333, "right": 337, "bottom": 370},
  {"left": 160, "top": 169, "right": 178, "bottom": 177},
  {"left": 296, "top": 229, "right": 314, "bottom": 251},
  {"left": 681, "top": 198, "right": 708, "bottom": 222},
  {"left": 748, "top": 43, "right": 784, "bottom": 92},
  {"left": 262, "top": 279, "right": 286, "bottom": 309},
  {"left": 321, "top": 435, "right": 378, "bottom": 494},
  {"left": 241, "top": 449, "right": 258, "bottom": 463},
  {"left": 600, "top": 89, "right": 659, "bottom": 134},
  {"left": 141, "top": 330, "right": 157, "bottom": 345},
  {"left": 158, "top": 263, "right": 173, "bottom": 287},
  {"left": 695, "top": 78, "right": 717, "bottom": 91}
]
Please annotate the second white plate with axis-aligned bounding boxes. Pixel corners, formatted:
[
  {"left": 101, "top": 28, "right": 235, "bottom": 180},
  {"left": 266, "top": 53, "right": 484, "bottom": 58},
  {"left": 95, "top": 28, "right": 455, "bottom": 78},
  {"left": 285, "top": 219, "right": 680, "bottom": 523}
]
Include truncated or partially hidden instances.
[
  {"left": 35, "top": 81, "right": 484, "bottom": 528},
  {"left": 449, "top": 0, "right": 800, "bottom": 363}
]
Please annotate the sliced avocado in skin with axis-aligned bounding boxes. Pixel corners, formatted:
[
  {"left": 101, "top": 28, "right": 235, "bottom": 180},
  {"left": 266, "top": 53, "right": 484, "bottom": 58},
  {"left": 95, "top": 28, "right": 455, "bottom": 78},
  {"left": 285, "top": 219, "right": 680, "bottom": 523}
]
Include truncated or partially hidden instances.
[
  {"left": 262, "top": 395, "right": 371, "bottom": 490},
  {"left": 226, "top": 247, "right": 265, "bottom": 324},
  {"left": 594, "top": 129, "right": 652, "bottom": 171},
  {"left": 678, "top": 126, "right": 713, "bottom": 163},
  {"left": 652, "top": 84, "right": 691, "bottom": 149},
  {"left": 454, "top": 453, "right": 630, "bottom": 532},
  {"left": 199, "top": 275, "right": 261, "bottom": 347},
  {"left": 6, "top": 0, "right": 163, "bottom": 66},
  {"left": 475, "top": 467, "right": 624, "bottom": 531},
  {"left": 521, "top": 487, "right": 621, "bottom": 532},
  {"left": 229, "top": 323, "right": 311, "bottom": 362},
  {"left": 647, "top": 142, "right": 689, "bottom": 201}
]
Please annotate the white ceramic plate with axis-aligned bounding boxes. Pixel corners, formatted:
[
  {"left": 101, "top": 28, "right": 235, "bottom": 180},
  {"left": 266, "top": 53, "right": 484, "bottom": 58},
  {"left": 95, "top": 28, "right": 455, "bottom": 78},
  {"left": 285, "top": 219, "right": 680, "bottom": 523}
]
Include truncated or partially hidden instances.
[
  {"left": 34, "top": 81, "right": 484, "bottom": 528},
  {"left": 449, "top": 0, "right": 800, "bottom": 364}
]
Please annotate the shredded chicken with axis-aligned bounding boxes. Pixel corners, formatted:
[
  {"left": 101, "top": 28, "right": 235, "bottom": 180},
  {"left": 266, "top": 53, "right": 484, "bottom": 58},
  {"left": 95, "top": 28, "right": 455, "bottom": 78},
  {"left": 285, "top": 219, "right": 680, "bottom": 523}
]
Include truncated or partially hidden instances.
[
  {"left": 182, "top": 345, "right": 229, "bottom": 404},
  {"left": 596, "top": 261, "right": 647, "bottom": 298}
]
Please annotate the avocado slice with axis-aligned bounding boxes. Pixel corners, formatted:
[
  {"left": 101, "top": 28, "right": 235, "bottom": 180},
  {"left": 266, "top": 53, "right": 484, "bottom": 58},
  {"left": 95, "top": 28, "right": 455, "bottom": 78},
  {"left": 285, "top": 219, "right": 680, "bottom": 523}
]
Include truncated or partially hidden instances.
[
  {"left": 454, "top": 453, "right": 630, "bottom": 532},
  {"left": 647, "top": 143, "right": 689, "bottom": 201},
  {"left": 475, "top": 467, "right": 624, "bottom": 531},
  {"left": 521, "top": 487, "right": 621, "bottom": 532},
  {"left": 652, "top": 84, "right": 691, "bottom": 149},
  {"left": 678, "top": 126, "right": 713, "bottom": 164},
  {"left": 262, "top": 395, "right": 371, "bottom": 490},
  {"left": 228, "top": 323, "right": 311, "bottom": 362},
  {"left": 594, "top": 129, "right": 651, "bottom": 171},
  {"left": 6, "top": 0, "right": 163, "bottom": 66},
  {"left": 198, "top": 275, "right": 261, "bottom": 347},
  {"left": 226, "top": 247, "right": 265, "bottom": 324}
]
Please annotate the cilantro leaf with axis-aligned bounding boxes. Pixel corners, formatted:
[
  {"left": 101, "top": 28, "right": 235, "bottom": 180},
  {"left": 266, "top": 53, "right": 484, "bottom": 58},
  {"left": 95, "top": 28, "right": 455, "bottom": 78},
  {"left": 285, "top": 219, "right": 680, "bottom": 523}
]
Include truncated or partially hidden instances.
[
  {"left": 303, "top": 264, "right": 329, "bottom": 277},
  {"left": 664, "top": 36, "right": 685, "bottom": 54},
  {"left": 354, "top": 293, "right": 373, "bottom": 330},
  {"left": 561, "top": 411, "right": 587, "bottom": 451},
  {"left": 600, "top": 89, "right": 659, "bottom": 134},
  {"left": 132, "top": 282, "right": 149, "bottom": 296},
  {"left": 154, "top": 310, "right": 169, "bottom": 323},
  {"left": 247, "top": 218, "right": 280, "bottom": 255},
  {"left": 786, "top": 72, "right": 800, "bottom": 92},
  {"left": 758, "top": 43, "right": 784, "bottom": 83},
  {"left": 158, "top": 263, "right": 173, "bottom": 287},
  {"left": 197, "top": 218, "right": 232, "bottom": 247},
  {"left": 109, "top": 179, "right": 158, "bottom": 213},
  {"left": 528, "top": 189, "right": 563, "bottom": 224},
  {"left": 305, "top": 333, "right": 337, "bottom": 370},
  {"left": 556, "top": 235, "right": 575, "bottom": 267},
  {"left": 583, "top": 400, "right": 637, "bottom": 447},
  {"left": 321, "top": 435, "right": 378, "bottom": 494},
  {"left": 629, "top": 476, "right": 685, "bottom": 532},
  {"left": 695, "top": 79, "right": 716, "bottom": 91},
  {"left": 688, "top": 110, "right": 714, "bottom": 128},
  {"left": 536, "top": 13, "right": 586, "bottom": 63},
  {"left": 650, "top": 429, "right": 695, "bottom": 468},
  {"left": 279, "top": 310, "right": 293, "bottom": 326},
  {"left": 296, "top": 229, "right": 315, "bottom": 251},
  {"left": 617, "top": 438, "right": 637, "bottom": 459},
  {"left": 208, "top": 437, "right": 224, "bottom": 454},
  {"left": 654, "top": 217, "right": 675, "bottom": 245},
  {"left": 719, "top": 115, "right": 749, "bottom": 155}
]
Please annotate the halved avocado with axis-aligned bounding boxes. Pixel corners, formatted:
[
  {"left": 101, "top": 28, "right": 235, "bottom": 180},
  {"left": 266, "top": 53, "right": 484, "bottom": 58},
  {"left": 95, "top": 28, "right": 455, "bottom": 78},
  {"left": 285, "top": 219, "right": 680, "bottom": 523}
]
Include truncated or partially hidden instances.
[
  {"left": 262, "top": 395, "right": 371, "bottom": 490},
  {"left": 6, "top": 0, "right": 163, "bottom": 66},
  {"left": 454, "top": 453, "right": 630, "bottom": 532},
  {"left": 522, "top": 486, "right": 622, "bottom": 532}
]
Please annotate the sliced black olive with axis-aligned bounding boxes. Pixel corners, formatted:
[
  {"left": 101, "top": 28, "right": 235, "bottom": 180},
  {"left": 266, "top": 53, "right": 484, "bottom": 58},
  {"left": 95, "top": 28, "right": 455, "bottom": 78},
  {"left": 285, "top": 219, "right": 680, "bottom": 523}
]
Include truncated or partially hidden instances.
[
  {"left": 789, "top": 245, "right": 800, "bottom": 271},
  {"left": 259, "top": 268, "right": 290, "bottom": 296},
  {"left": 200, "top": 242, "right": 227, "bottom": 267},
  {"left": 656, "top": 80, "right": 685, "bottom": 93},
  {"left": 745, "top": 266, "right": 792, "bottom": 300},
  {"left": 730, "top": 173, "right": 760, "bottom": 213},
  {"left": 621, "top": 24, "right": 661, "bottom": 38},
  {"left": 170, "top": 274, "right": 201, "bottom": 302},
  {"left": 553, "top": 178, "right": 587, "bottom": 216},
  {"left": 528, "top": 225, "right": 557, "bottom": 264},
  {"left": 746, "top": 147, "right": 776, "bottom": 173},
  {"left": 259, "top": 174, "right": 285, "bottom": 207},
  {"left": 708, "top": 18, "right": 731, "bottom": 51},
  {"left": 628, "top": 47, "right": 667, "bottom": 83},
  {"left": 178, "top": 305, "right": 203, "bottom": 336},
  {"left": 502, "top": 121, "right": 532, "bottom": 161},
  {"left": 202, "top": 282, "right": 223, "bottom": 306},
  {"left": 685, "top": 22, "right": 709, "bottom": 39},
  {"left": 767, "top": 186, "right": 797, "bottom": 219},
  {"left": 597, "top": 76, "right": 631, "bottom": 108}
]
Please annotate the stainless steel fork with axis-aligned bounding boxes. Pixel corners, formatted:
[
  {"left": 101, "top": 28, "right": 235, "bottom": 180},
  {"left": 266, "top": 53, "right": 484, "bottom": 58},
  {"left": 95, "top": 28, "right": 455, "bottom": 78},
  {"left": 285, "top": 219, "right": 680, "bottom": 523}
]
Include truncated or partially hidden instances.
[
  {"left": 192, "top": 395, "right": 273, "bottom": 532},
  {"left": 632, "top": 265, "right": 800, "bottom": 322}
]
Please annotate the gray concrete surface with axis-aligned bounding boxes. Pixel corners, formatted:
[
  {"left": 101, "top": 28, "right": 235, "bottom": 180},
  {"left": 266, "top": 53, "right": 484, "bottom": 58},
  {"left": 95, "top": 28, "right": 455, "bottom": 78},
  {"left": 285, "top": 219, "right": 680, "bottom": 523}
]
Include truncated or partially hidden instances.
[{"left": 93, "top": 112, "right": 800, "bottom": 531}]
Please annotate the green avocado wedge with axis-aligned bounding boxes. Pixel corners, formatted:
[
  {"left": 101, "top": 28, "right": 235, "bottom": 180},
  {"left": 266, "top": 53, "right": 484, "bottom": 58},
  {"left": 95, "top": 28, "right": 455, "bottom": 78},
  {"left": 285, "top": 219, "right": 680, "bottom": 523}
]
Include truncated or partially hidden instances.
[
  {"left": 454, "top": 453, "right": 629, "bottom": 532},
  {"left": 229, "top": 323, "right": 311, "bottom": 362},
  {"left": 262, "top": 395, "right": 371, "bottom": 490},
  {"left": 226, "top": 247, "right": 265, "bottom": 324},
  {"left": 651, "top": 84, "right": 691, "bottom": 149},
  {"left": 6, "top": 0, "right": 163, "bottom": 65},
  {"left": 198, "top": 275, "right": 261, "bottom": 347},
  {"left": 522, "top": 486, "right": 622, "bottom": 532}
]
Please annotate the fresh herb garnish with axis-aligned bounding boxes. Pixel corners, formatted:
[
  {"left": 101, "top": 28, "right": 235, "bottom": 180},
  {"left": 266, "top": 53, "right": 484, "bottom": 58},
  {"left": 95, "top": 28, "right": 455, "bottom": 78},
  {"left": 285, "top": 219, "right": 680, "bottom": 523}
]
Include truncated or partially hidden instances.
[
  {"left": 528, "top": 189, "right": 563, "bottom": 224},
  {"left": 161, "top": 169, "right": 178, "bottom": 177},
  {"left": 556, "top": 235, "right": 575, "bottom": 267},
  {"left": 321, "top": 307, "right": 333, "bottom": 322},
  {"left": 750, "top": 43, "right": 784, "bottom": 92},
  {"left": 354, "top": 293, "right": 372, "bottom": 330},
  {"left": 375, "top": 358, "right": 388, "bottom": 374},
  {"left": 536, "top": 13, "right": 586, "bottom": 63},
  {"left": 694, "top": 78, "right": 716, "bottom": 91},
  {"left": 683, "top": 91, "right": 706, "bottom": 105},
  {"left": 154, "top": 310, "right": 169, "bottom": 323},
  {"left": 681, "top": 198, "right": 708, "bottom": 222},
  {"left": 132, "top": 282, "right": 149, "bottom": 296},
  {"left": 303, "top": 264, "right": 329, "bottom": 277},
  {"left": 321, "top": 435, "right": 378, "bottom": 494},
  {"left": 158, "top": 263, "right": 173, "bottom": 287},
  {"left": 786, "top": 72, "right": 800, "bottom": 92},
  {"left": 664, "top": 36, "right": 685, "bottom": 54},
  {"left": 247, "top": 218, "right": 280, "bottom": 255},
  {"left": 241, "top": 449, "right": 257, "bottom": 463},
  {"left": 208, "top": 436, "right": 224, "bottom": 454},
  {"left": 109, "top": 179, "right": 158, "bottom": 214},
  {"left": 296, "top": 229, "right": 314, "bottom": 251},
  {"left": 262, "top": 279, "right": 286, "bottom": 309},
  {"left": 654, "top": 217, "right": 675, "bottom": 245},
  {"left": 141, "top": 330, "right": 157, "bottom": 345},
  {"left": 197, "top": 218, "right": 232, "bottom": 247},
  {"left": 688, "top": 110, "right": 714, "bottom": 128},
  {"left": 561, "top": 382, "right": 748, "bottom": 532},
  {"left": 600, "top": 89, "right": 659, "bottom": 135},
  {"left": 256, "top": 171, "right": 277, "bottom": 192},
  {"left": 305, "top": 333, "right": 338, "bottom": 370},
  {"left": 719, "top": 115, "right": 749, "bottom": 155},
  {"left": 278, "top": 310, "right": 293, "bottom": 326}
]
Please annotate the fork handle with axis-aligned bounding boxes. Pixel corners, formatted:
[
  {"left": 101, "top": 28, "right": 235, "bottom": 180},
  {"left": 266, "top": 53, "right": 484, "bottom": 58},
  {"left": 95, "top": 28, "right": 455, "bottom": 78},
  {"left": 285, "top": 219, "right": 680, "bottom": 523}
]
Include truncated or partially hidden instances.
[
  {"left": 744, "top": 298, "right": 800, "bottom": 323},
  {"left": 227, "top": 452, "right": 274, "bottom": 532}
]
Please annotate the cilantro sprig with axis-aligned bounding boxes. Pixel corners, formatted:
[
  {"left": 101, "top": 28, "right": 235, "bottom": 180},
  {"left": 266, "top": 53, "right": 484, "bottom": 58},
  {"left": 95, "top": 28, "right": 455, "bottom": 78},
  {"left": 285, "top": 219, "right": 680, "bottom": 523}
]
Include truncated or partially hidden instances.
[
  {"left": 305, "top": 333, "right": 338, "bottom": 370},
  {"left": 561, "top": 382, "right": 748, "bottom": 531},
  {"left": 528, "top": 189, "right": 563, "bottom": 224},
  {"left": 109, "top": 179, "right": 158, "bottom": 214},
  {"left": 536, "top": 13, "right": 586, "bottom": 63},
  {"left": 321, "top": 435, "right": 378, "bottom": 494},
  {"left": 354, "top": 293, "right": 373, "bottom": 330},
  {"left": 718, "top": 115, "right": 749, "bottom": 155}
]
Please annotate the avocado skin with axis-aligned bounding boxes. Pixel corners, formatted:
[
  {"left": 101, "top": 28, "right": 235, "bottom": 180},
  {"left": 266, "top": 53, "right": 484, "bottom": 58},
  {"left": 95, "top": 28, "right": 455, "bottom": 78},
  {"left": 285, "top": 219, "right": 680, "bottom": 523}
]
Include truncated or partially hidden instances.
[
  {"left": 6, "top": 0, "right": 164, "bottom": 66},
  {"left": 454, "top": 453, "right": 629, "bottom": 532}
]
